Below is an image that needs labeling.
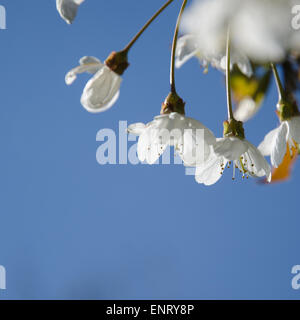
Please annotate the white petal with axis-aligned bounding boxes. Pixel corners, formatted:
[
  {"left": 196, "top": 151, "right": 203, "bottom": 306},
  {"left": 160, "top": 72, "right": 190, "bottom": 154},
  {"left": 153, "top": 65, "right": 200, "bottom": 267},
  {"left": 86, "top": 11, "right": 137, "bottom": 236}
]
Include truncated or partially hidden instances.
[
  {"left": 175, "top": 35, "right": 199, "bottom": 68},
  {"left": 234, "top": 98, "right": 259, "bottom": 122},
  {"left": 235, "top": 52, "right": 253, "bottom": 78},
  {"left": 173, "top": 115, "right": 216, "bottom": 166},
  {"left": 135, "top": 115, "right": 176, "bottom": 164},
  {"left": 136, "top": 131, "right": 148, "bottom": 163},
  {"left": 133, "top": 113, "right": 216, "bottom": 166},
  {"left": 146, "top": 143, "right": 168, "bottom": 165},
  {"left": 258, "top": 127, "right": 279, "bottom": 156},
  {"left": 79, "top": 56, "right": 101, "bottom": 66},
  {"left": 270, "top": 122, "right": 288, "bottom": 168},
  {"left": 80, "top": 66, "right": 122, "bottom": 113},
  {"left": 152, "top": 113, "right": 185, "bottom": 145},
  {"left": 179, "top": 129, "right": 215, "bottom": 166},
  {"left": 183, "top": 116, "right": 216, "bottom": 145},
  {"left": 182, "top": 0, "right": 291, "bottom": 63},
  {"left": 127, "top": 123, "right": 146, "bottom": 136},
  {"left": 56, "top": 0, "right": 85, "bottom": 24},
  {"left": 231, "top": 0, "right": 288, "bottom": 62},
  {"left": 137, "top": 127, "right": 168, "bottom": 165},
  {"left": 213, "top": 137, "right": 248, "bottom": 161},
  {"left": 65, "top": 56, "right": 103, "bottom": 85},
  {"left": 287, "top": 116, "right": 300, "bottom": 144},
  {"left": 219, "top": 51, "right": 253, "bottom": 77},
  {"left": 245, "top": 142, "right": 272, "bottom": 182},
  {"left": 195, "top": 155, "right": 225, "bottom": 186},
  {"left": 182, "top": 0, "right": 236, "bottom": 55}
]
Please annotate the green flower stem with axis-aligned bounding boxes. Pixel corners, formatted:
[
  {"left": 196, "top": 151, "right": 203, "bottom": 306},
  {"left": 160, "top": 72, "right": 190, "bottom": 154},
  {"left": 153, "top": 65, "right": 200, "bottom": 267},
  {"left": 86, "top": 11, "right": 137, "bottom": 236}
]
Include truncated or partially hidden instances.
[
  {"left": 123, "top": 0, "right": 175, "bottom": 53},
  {"left": 170, "top": 0, "right": 188, "bottom": 93},
  {"left": 226, "top": 28, "right": 234, "bottom": 121},
  {"left": 270, "top": 63, "right": 285, "bottom": 101}
]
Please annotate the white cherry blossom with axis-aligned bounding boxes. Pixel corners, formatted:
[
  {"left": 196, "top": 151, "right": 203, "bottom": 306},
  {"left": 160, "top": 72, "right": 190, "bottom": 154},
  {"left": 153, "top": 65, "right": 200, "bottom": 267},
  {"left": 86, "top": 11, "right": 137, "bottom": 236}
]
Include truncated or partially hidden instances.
[
  {"left": 56, "top": 0, "right": 85, "bottom": 24},
  {"left": 196, "top": 137, "right": 272, "bottom": 185},
  {"left": 127, "top": 112, "right": 216, "bottom": 166},
  {"left": 182, "top": 0, "right": 300, "bottom": 63},
  {"left": 258, "top": 116, "right": 300, "bottom": 167},
  {"left": 66, "top": 56, "right": 122, "bottom": 113},
  {"left": 176, "top": 34, "right": 253, "bottom": 77}
]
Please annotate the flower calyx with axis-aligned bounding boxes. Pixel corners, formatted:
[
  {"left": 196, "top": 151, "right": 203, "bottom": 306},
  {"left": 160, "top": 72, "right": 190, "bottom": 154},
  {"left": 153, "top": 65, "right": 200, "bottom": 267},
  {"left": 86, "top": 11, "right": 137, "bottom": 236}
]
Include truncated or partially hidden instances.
[
  {"left": 223, "top": 119, "right": 245, "bottom": 139},
  {"left": 160, "top": 92, "right": 185, "bottom": 115},
  {"left": 105, "top": 50, "right": 130, "bottom": 76},
  {"left": 277, "top": 99, "right": 299, "bottom": 121}
]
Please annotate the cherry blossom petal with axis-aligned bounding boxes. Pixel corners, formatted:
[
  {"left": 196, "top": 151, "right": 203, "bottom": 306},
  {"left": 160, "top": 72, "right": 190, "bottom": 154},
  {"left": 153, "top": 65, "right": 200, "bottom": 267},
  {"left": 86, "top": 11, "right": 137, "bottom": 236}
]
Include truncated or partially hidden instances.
[
  {"left": 271, "top": 122, "right": 288, "bottom": 168},
  {"left": 258, "top": 127, "right": 280, "bottom": 156},
  {"left": 213, "top": 137, "right": 248, "bottom": 161},
  {"left": 234, "top": 98, "right": 259, "bottom": 123},
  {"left": 56, "top": 0, "right": 85, "bottom": 24},
  {"left": 127, "top": 123, "right": 146, "bottom": 136},
  {"left": 65, "top": 56, "right": 103, "bottom": 85},
  {"left": 288, "top": 116, "right": 300, "bottom": 144},
  {"left": 245, "top": 142, "right": 272, "bottom": 182},
  {"left": 195, "top": 155, "right": 226, "bottom": 186},
  {"left": 175, "top": 35, "right": 199, "bottom": 68},
  {"left": 80, "top": 66, "right": 122, "bottom": 113}
]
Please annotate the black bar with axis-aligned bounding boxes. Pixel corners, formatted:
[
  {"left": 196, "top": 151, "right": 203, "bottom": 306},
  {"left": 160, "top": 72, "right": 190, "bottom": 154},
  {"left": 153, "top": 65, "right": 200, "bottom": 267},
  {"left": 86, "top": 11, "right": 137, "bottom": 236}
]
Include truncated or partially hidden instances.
[{"left": 0, "top": 300, "right": 299, "bottom": 318}]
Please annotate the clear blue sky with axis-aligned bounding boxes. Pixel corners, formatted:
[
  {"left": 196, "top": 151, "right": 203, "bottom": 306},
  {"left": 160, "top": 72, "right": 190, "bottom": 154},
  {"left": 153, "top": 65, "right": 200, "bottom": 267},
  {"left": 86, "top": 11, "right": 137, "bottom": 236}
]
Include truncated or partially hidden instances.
[{"left": 0, "top": 0, "right": 300, "bottom": 299}]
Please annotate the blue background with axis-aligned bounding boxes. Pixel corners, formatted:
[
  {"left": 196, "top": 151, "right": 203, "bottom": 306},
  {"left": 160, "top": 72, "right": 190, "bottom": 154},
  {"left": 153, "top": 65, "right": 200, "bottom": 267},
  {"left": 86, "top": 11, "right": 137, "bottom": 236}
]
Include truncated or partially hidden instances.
[{"left": 0, "top": 0, "right": 299, "bottom": 300}]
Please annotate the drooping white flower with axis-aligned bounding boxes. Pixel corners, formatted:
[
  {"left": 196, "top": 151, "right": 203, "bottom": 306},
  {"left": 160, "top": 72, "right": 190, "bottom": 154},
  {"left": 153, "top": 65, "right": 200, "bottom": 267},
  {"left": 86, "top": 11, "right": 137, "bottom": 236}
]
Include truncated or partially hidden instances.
[
  {"left": 66, "top": 56, "right": 122, "bottom": 113},
  {"left": 176, "top": 34, "right": 253, "bottom": 77},
  {"left": 182, "top": 0, "right": 300, "bottom": 63},
  {"left": 56, "top": 0, "right": 85, "bottom": 24},
  {"left": 127, "top": 112, "right": 216, "bottom": 166},
  {"left": 196, "top": 136, "right": 272, "bottom": 185},
  {"left": 258, "top": 116, "right": 300, "bottom": 168}
]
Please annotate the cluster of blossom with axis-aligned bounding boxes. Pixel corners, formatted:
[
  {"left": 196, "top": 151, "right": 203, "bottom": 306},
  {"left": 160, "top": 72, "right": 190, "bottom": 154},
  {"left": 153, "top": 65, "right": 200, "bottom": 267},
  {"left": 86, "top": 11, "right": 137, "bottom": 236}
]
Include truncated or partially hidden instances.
[{"left": 57, "top": 0, "right": 300, "bottom": 185}]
